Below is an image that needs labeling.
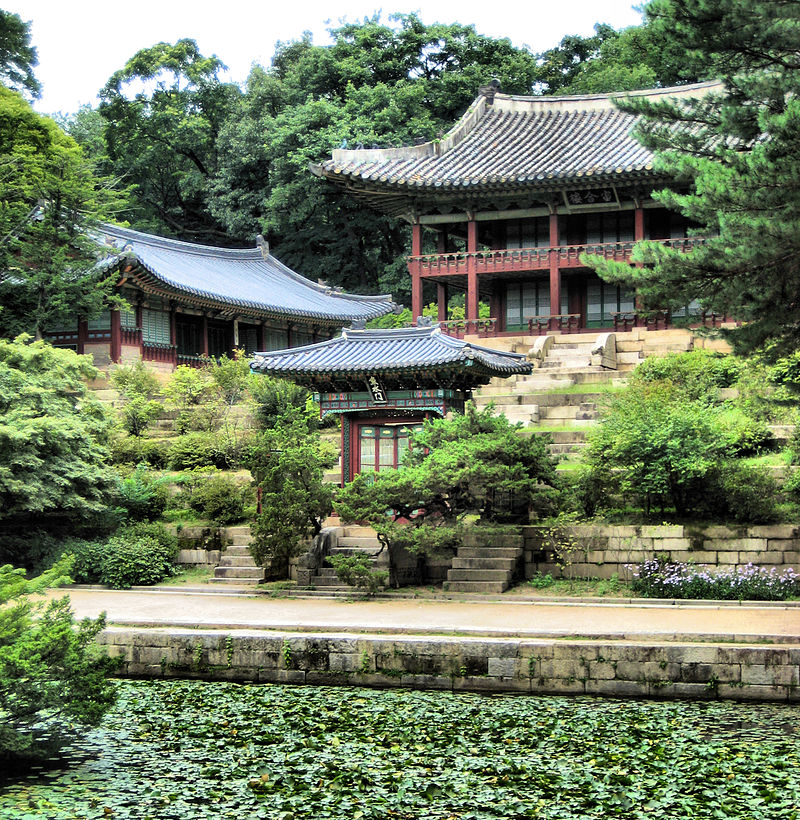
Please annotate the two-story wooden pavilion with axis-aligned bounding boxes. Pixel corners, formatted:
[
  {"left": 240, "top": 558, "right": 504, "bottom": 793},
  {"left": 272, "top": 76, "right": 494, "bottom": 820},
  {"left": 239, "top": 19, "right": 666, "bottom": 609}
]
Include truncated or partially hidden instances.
[
  {"left": 46, "top": 225, "right": 397, "bottom": 369},
  {"left": 314, "top": 80, "right": 720, "bottom": 336}
]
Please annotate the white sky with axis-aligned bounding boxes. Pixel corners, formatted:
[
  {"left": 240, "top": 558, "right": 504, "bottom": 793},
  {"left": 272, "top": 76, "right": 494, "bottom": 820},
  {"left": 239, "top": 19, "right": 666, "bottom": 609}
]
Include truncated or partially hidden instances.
[{"left": 7, "top": 1, "right": 644, "bottom": 116}]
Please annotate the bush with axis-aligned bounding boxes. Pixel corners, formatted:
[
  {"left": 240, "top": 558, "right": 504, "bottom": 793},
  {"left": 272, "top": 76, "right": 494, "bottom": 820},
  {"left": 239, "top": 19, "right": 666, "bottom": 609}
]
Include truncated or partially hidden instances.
[
  {"left": 117, "top": 464, "right": 169, "bottom": 521},
  {"left": 711, "top": 463, "right": 780, "bottom": 524},
  {"left": 249, "top": 374, "right": 311, "bottom": 430},
  {"left": 59, "top": 538, "right": 106, "bottom": 583},
  {"left": 99, "top": 522, "right": 178, "bottom": 589},
  {"left": 328, "top": 553, "right": 388, "bottom": 595},
  {"left": 186, "top": 472, "right": 248, "bottom": 526},
  {"left": 110, "top": 361, "right": 161, "bottom": 400},
  {"left": 167, "top": 432, "right": 232, "bottom": 470},
  {"left": 631, "top": 350, "right": 742, "bottom": 401},
  {"left": 716, "top": 409, "right": 774, "bottom": 456},
  {"left": 0, "top": 559, "right": 118, "bottom": 762},
  {"left": 630, "top": 557, "right": 800, "bottom": 601},
  {"left": 110, "top": 435, "right": 168, "bottom": 468}
]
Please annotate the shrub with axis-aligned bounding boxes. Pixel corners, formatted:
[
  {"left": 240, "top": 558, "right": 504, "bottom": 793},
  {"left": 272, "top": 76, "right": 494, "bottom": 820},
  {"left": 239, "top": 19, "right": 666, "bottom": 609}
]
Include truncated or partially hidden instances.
[
  {"left": 631, "top": 350, "right": 742, "bottom": 401},
  {"left": 100, "top": 524, "right": 178, "bottom": 589},
  {"left": 110, "top": 361, "right": 160, "bottom": 400},
  {"left": 328, "top": 553, "right": 388, "bottom": 595},
  {"left": 117, "top": 464, "right": 169, "bottom": 521},
  {"left": 249, "top": 374, "right": 311, "bottom": 430},
  {"left": 716, "top": 409, "right": 774, "bottom": 456},
  {"left": 120, "top": 395, "right": 162, "bottom": 437},
  {"left": 187, "top": 472, "right": 248, "bottom": 526},
  {"left": 711, "top": 463, "right": 780, "bottom": 524},
  {"left": 0, "top": 559, "right": 118, "bottom": 761},
  {"left": 110, "top": 435, "right": 168, "bottom": 468},
  {"left": 167, "top": 432, "right": 231, "bottom": 470},
  {"left": 59, "top": 538, "right": 106, "bottom": 583},
  {"left": 630, "top": 557, "right": 800, "bottom": 601}
]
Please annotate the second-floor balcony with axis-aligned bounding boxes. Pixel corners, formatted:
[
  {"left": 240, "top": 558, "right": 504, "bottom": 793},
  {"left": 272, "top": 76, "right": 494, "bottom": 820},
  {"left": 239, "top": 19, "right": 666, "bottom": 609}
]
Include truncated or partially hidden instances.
[{"left": 407, "top": 237, "right": 705, "bottom": 278}]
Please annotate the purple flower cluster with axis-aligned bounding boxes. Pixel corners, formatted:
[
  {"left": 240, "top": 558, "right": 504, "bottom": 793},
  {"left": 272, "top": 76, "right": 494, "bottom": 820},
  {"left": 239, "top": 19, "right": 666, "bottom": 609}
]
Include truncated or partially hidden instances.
[{"left": 630, "top": 558, "right": 800, "bottom": 601}]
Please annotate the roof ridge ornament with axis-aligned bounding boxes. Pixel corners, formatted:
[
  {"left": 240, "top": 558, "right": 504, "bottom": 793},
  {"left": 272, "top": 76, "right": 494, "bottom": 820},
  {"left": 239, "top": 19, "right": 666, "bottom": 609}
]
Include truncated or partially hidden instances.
[
  {"left": 350, "top": 318, "right": 367, "bottom": 330},
  {"left": 256, "top": 234, "right": 270, "bottom": 259},
  {"left": 478, "top": 78, "right": 501, "bottom": 105},
  {"left": 417, "top": 316, "right": 434, "bottom": 327}
]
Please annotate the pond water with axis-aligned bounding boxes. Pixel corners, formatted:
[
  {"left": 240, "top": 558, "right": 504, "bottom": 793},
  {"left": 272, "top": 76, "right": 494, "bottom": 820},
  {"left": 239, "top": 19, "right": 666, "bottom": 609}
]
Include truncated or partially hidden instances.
[{"left": 1, "top": 679, "right": 798, "bottom": 819}]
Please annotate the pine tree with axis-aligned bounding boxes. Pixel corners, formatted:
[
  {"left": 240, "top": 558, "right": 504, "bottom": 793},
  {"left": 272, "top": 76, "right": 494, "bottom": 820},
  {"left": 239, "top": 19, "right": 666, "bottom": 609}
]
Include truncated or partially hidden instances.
[{"left": 591, "top": 0, "right": 800, "bottom": 355}]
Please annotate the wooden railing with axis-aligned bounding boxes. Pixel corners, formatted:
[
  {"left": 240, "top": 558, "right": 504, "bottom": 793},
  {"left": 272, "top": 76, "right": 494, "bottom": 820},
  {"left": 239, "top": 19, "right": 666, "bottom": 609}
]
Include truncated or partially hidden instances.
[
  {"left": 121, "top": 327, "right": 142, "bottom": 346},
  {"left": 438, "top": 318, "right": 498, "bottom": 338},
  {"left": 612, "top": 310, "right": 726, "bottom": 332},
  {"left": 527, "top": 314, "right": 583, "bottom": 334},
  {"left": 176, "top": 353, "right": 209, "bottom": 369},
  {"left": 408, "top": 237, "right": 707, "bottom": 278},
  {"left": 142, "top": 342, "right": 177, "bottom": 365}
]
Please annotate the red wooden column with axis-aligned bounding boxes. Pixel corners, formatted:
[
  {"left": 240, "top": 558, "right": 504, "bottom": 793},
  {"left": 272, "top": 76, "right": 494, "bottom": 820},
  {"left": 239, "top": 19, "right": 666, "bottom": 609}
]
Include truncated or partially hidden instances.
[
  {"left": 202, "top": 315, "right": 209, "bottom": 357},
  {"left": 110, "top": 309, "right": 121, "bottom": 363},
  {"left": 548, "top": 211, "right": 561, "bottom": 328},
  {"left": 411, "top": 223, "right": 423, "bottom": 322},
  {"left": 77, "top": 318, "right": 88, "bottom": 355},
  {"left": 466, "top": 218, "right": 479, "bottom": 321},
  {"left": 437, "top": 283, "right": 448, "bottom": 321},
  {"left": 634, "top": 205, "right": 645, "bottom": 243}
]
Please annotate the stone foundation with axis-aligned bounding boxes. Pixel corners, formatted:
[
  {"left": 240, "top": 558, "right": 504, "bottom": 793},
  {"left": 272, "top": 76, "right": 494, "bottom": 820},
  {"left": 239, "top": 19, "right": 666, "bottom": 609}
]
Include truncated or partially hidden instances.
[
  {"left": 99, "top": 627, "right": 800, "bottom": 702},
  {"left": 524, "top": 524, "right": 800, "bottom": 580}
]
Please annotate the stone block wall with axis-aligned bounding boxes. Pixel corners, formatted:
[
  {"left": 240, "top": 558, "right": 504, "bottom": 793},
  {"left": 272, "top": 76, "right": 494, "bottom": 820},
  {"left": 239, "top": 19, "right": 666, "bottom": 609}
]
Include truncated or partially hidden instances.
[
  {"left": 98, "top": 627, "right": 800, "bottom": 703},
  {"left": 523, "top": 524, "right": 800, "bottom": 580}
]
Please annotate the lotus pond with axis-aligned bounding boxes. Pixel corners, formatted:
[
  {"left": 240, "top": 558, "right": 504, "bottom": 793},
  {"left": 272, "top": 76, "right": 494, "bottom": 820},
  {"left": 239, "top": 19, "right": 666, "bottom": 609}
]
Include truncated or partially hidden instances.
[{"left": 1, "top": 680, "right": 799, "bottom": 819}]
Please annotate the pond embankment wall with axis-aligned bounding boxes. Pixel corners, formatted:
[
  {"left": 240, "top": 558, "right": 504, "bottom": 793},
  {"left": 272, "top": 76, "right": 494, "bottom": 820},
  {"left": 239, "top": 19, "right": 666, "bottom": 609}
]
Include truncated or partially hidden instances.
[
  {"left": 523, "top": 524, "right": 800, "bottom": 581},
  {"left": 99, "top": 627, "right": 800, "bottom": 703}
]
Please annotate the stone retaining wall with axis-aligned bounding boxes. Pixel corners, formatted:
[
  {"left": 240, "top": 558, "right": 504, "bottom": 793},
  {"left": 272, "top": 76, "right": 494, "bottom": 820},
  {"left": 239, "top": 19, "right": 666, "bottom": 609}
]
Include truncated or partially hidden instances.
[
  {"left": 99, "top": 627, "right": 800, "bottom": 703},
  {"left": 523, "top": 524, "right": 800, "bottom": 580}
]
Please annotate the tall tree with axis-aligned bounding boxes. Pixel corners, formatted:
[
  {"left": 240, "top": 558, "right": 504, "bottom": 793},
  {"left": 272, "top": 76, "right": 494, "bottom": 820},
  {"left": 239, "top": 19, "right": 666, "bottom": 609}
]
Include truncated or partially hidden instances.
[
  {"left": 98, "top": 39, "right": 242, "bottom": 244},
  {"left": 590, "top": 0, "right": 800, "bottom": 355},
  {"left": 0, "top": 87, "right": 124, "bottom": 339},
  {"left": 0, "top": 9, "right": 39, "bottom": 99}
]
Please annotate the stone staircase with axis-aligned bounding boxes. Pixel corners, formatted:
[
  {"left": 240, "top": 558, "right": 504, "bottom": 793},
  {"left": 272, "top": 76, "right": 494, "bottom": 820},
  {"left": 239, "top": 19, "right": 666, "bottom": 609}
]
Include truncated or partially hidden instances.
[
  {"left": 304, "top": 525, "right": 385, "bottom": 590},
  {"left": 443, "top": 533, "right": 524, "bottom": 593},
  {"left": 211, "top": 525, "right": 265, "bottom": 585}
]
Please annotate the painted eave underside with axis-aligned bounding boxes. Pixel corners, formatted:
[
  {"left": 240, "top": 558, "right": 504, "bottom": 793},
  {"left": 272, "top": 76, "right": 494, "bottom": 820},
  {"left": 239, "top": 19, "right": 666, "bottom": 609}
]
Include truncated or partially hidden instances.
[
  {"left": 250, "top": 325, "right": 533, "bottom": 385},
  {"left": 315, "top": 81, "right": 722, "bottom": 216},
  {"left": 98, "top": 225, "right": 396, "bottom": 324}
]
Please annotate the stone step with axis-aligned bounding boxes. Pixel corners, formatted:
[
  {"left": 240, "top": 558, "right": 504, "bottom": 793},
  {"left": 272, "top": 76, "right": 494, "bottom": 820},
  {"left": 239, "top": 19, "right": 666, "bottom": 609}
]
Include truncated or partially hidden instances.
[
  {"left": 228, "top": 535, "right": 251, "bottom": 547},
  {"left": 451, "top": 557, "right": 518, "bottom": 571},
  {"left": 534, "top": 429, "right": 588, "bottom": 443},
  {"left": 540, "top": 404, "right": 597, "bottom": 419},
  {"left": 317, "top": 567, "right": 340, "bottom": 577},
  {"left": 456, "top": 547, "right": 522, "bottom": 559},
  {"left": 549, "top": 442, "right": 587, "bottom": 454},
  {"left": 340, "top": 525, "right": 379, "bottom": 538},
  {"left": 213, "top": 566, "right": 265, "bottom": 580},
  {"left": 447, "top": 568, "right": 512, "bottom": 582},
  {"left": 218, "top": 556, "right": 259, "bottom": 567},
  {"left": 208, "top": 577, "right": 262, "bottom": 586},
  {"left": 226, "top": 526, "right": 251, "bottom": 538},
  {"left": 336, "top": 536, "right": 383, "bottom": 550},
  {"left": 310, "top": 575, "right": 354, "bottom": 587},
  {"left": 223, "top": 545, "right": 252, "bottom": 556},
  {"left": 537, "top": 418, "right": 597, "bottom": 428},
  {"left": 442, "top": 580, "right": 509, "bottom": 594},
  {"left": 329, "top": 545, "right": 384, "bottom": 558},
  {"left": 540, "top": 359, "right": 592, "bottom": 369}
]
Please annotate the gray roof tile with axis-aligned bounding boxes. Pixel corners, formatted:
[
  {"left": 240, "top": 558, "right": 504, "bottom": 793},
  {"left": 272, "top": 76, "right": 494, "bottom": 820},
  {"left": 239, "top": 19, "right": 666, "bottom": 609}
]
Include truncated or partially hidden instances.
[
  {"left": 99, "top": 225, "right": 395, "bottom": 323},
  {"left": 317, "top": 82, "right": 721, "bottom": 201},
  {"left": 251, "top": 324, "right": 532, "bottom": 380}
]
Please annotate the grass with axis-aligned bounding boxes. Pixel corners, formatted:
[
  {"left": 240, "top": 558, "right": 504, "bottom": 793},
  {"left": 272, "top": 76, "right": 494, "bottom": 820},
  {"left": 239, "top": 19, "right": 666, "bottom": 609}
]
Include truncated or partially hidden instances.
[
  {"left": 538, "top": 382, "right": 628, "bottom": 396},
  {"left": 157, "top": 566, "right": 215, "bottom": 585},
  {"left": 741, "top": 449, "right": 793, "bottom": 468}
]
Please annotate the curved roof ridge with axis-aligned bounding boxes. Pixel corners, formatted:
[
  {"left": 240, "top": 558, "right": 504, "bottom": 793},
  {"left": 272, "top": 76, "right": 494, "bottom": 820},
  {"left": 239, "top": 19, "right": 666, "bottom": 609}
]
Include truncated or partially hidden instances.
[
  {"left": 325, "top": 80, "right": 723, "bottom": 170},
  {"left": 102, "top": 224, "right": 263, "bottom": 260}
]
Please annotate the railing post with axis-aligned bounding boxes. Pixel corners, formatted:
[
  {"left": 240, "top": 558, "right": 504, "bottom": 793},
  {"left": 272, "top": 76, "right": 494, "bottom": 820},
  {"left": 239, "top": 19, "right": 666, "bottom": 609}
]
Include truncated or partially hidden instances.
[
  {"left": 548, "top": 212, "right": 560, "bottom": 326},
  {"left": 466, "top": 219, "right": 479, "bottom": 321},
  {"left": 110, "top": 309, "right": 121, "bottom": 363}
]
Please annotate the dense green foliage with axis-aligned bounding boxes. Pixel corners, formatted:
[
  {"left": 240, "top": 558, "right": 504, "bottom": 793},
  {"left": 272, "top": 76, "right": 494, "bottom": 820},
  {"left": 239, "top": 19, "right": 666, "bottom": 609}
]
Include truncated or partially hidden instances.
[
  {"left": 328, "top": 553, "right": 388, "bottom": 596},
  {"left": 337, "top": 405, "right": 558, "bottom": 579},
  {"left": 116, "top": 463, "right": 169, "bottom": 521},
  {"left": 248, "top": 408, "right": 336, "bottom": 577},
  {"left": 184, "top": 470, "right": 249, "bottom": 526},
  {"left": 0, "top": 9, "right": 40, "bottom": 98},
  {"left": 592, "top": 0, "right": 800, "bottom": 355},
  {"left": 584, "top": 351, "right": 780, "bottom": 521},
  {"left": 0, "top": 85, "right": 125, "bottom": 339},
  {"left": 0, "top": 558, "right": 117, "bottom": 762},
  {"left": 98, "top": 522, "right": 178, "bottom": 589},
  {"left": 0, "top": 338, "right": 118, "bottom": 564},
  {"left": 1, "top": 679, "right": 799, "bottom": 817}
]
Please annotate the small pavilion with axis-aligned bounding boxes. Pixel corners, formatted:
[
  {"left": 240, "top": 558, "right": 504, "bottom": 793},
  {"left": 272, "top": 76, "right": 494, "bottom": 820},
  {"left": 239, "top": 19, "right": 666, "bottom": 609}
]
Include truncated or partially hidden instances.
[{"left": 250, "top": 319, "right": 532, "bottom": 483}]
